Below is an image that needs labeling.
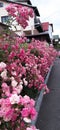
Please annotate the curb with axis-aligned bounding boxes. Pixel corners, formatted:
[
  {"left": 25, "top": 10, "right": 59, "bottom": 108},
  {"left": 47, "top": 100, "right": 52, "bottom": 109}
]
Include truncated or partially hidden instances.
[{"left": 31, "top": 64, "right": 53, "bottom": 125}]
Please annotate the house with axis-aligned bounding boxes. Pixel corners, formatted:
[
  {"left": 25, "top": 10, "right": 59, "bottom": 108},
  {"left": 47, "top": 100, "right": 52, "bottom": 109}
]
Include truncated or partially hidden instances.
[
  {"left": 8, "top": 0, "right": 42, "bottom": 36},
  {"left": 0, "top": 0, "right": 9, "bottom": 23},
  {"left": 53, "top": 35, "right": 59, "bottom": 44},
  {"left": 0, "top": 0, "right": 53, "bottom": 43},
  {"left": 26, "top": 22, "right": 53, "bottom": 44},
  {"left": 42, "top": 22, "right": 53, "bottom": 40}
]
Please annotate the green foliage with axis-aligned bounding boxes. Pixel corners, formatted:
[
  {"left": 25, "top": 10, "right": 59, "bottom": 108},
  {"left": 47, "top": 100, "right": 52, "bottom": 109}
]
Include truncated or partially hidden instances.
[
  {"left": 20, "top": 43, "right": 28, "bottom": 51},
  {"left": 21, "top": 86, "right": 38, "bottom": 99},
  {"left": 53, "top": 42, "right": 60, "bottom": 50},
  {"left": 30, "top": 48, "right": 40, "bottom": 57},
  {"left": 0, "top": 50, "right": 6, "bottom": 62}
]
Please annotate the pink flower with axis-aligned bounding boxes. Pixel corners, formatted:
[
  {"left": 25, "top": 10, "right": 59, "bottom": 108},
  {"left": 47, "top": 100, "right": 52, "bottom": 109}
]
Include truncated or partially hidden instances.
[
  {"left": 21, "top": 107, "right": 29, "bottom": 117},
  {"left": 6, "top": 4, "right": 34, "bottom": 29},
  {"left": 43, "top": 85, "right": 50, "bottom": 95},
  {"left": 0, "top": 98, "right": 11, "bottom": 119},
  {"left": 23, "top": 95, "right": 30, "bottom": 105},
  {"left": 13, "top": 83, "right": 23, "bottom": 94},
  {"left": 3, "top": 109, "right": 14, "bottom": 122},
  {"left": 11, "top": 77, "right": 18, "bottom": 87},
  {"left": 0, "top": 62, "right": 6, "bottom": 69},
  {"left": 9, "top": 94, "right": 20, "bottom": 104},
  {"left": 30, "top": 107, "right": 37, "bottom": 120},
  {"left": 30, "top": 99, "right": 35, "bottom": 107},
  {"left": 2, "top": 82, "right": 10, "bottom": 96},
  {"left": 1, "top": 69, "right": 7, "bottom": 80}
]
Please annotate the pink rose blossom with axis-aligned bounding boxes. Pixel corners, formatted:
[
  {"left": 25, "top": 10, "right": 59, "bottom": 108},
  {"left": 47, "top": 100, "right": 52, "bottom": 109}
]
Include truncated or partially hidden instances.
[
  {"left": 9, "top": 94, "right": 20, "bottom": 104},
  {"left": 1, "top": 69, "right": 7, "bottom": 80}
]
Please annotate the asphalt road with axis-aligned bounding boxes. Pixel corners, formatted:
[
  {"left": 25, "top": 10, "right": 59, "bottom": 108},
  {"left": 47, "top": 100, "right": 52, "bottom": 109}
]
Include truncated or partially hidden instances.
[{"left": 36, "top": 57, "right": 60, "bottom": 130}]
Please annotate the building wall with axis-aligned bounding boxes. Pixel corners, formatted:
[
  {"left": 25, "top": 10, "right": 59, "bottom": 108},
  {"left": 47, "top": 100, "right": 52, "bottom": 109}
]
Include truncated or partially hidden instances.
[
  {"left": 48, "top": 25, "right": 53, "bottom": 39},
  {"left": 0, "top": 1, "right": 8, "bottom": 22}
]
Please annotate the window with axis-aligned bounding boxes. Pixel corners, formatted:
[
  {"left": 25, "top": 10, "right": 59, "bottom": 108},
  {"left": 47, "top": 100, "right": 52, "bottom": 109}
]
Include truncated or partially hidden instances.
[
  {"left": 0, "top": 2, "right": 3, "bottom": 7},
  {"left": 1, "top": 16, "right": 9, "bottom": 23}
]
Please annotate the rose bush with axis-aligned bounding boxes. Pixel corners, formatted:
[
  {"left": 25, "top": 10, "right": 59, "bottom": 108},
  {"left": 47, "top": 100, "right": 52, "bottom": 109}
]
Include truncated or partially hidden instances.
[
  {"left": 0, "top": 36, "right": 57, "bottom": 97},
  {"left": 0, "top": 3, "right": 57, "bottom": 130},
  {"left": 6, "top": 3, "right": 34, "bottom": 29},
  {"left": 0, "top": 94, "right": 37, "bottom": 130},
  {"left": 0, "top": 35, "right": 57, "bottom": 130}
]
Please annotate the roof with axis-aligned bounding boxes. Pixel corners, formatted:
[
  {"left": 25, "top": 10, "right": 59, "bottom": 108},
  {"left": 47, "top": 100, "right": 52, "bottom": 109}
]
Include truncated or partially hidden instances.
[
  {"left": 0, "top": 22, "right": 9, "bottom": 27},
  {"left": 4, "top": 0, "right": 40, "bottom": 16},
  {"left": 7, "top": 0, "right": 32, "bottom": 5}
]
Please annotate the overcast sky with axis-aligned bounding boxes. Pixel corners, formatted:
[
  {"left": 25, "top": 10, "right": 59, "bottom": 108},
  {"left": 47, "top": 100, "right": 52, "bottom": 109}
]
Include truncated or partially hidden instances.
[{"left": 31, "top": 0, "right": 60, "bottom": 37}]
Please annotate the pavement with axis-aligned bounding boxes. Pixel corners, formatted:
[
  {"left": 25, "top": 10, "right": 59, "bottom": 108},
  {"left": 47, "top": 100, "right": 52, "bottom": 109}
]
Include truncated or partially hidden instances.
[{"left": 36, "top": 57, "right": 60, "bottom": 130}]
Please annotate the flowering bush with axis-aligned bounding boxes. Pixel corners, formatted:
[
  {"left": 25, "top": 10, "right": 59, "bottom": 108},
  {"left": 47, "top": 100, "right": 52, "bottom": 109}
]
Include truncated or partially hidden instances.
[
  {"left": 0, "top": 34, "right": 57, "bottom": 129},
  {"left": 0, "top": 3, "right": 57, "bottom": 130},
  {"left": 0, "top": 35, "right": 57, "bottom": 130},
  {"left": 6, "top": 3, "right": 34, "bottom": 29},
  {"left": 0, "top": 36, "right": 57, "bottom": 96},
  {"left": 0, "top": 93, "right": 37, "bottom": 130}
]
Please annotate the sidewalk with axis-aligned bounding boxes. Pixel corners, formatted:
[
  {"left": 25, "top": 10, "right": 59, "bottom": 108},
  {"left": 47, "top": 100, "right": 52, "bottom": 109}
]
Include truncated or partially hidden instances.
[{"left": 36, "top": 57, "right": 60, "bottom": 130}]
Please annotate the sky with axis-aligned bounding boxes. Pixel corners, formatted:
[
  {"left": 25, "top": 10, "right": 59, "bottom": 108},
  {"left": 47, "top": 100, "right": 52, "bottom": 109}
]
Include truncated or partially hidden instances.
[{"left": 31, "top": 0, "right": 60, "bottom": 37}]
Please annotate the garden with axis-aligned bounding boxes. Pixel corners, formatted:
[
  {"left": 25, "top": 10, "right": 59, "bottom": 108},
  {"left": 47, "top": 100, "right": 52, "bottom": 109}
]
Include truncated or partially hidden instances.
[{"left": 0, "top": 3, "right": 57, "bottom": 130}]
